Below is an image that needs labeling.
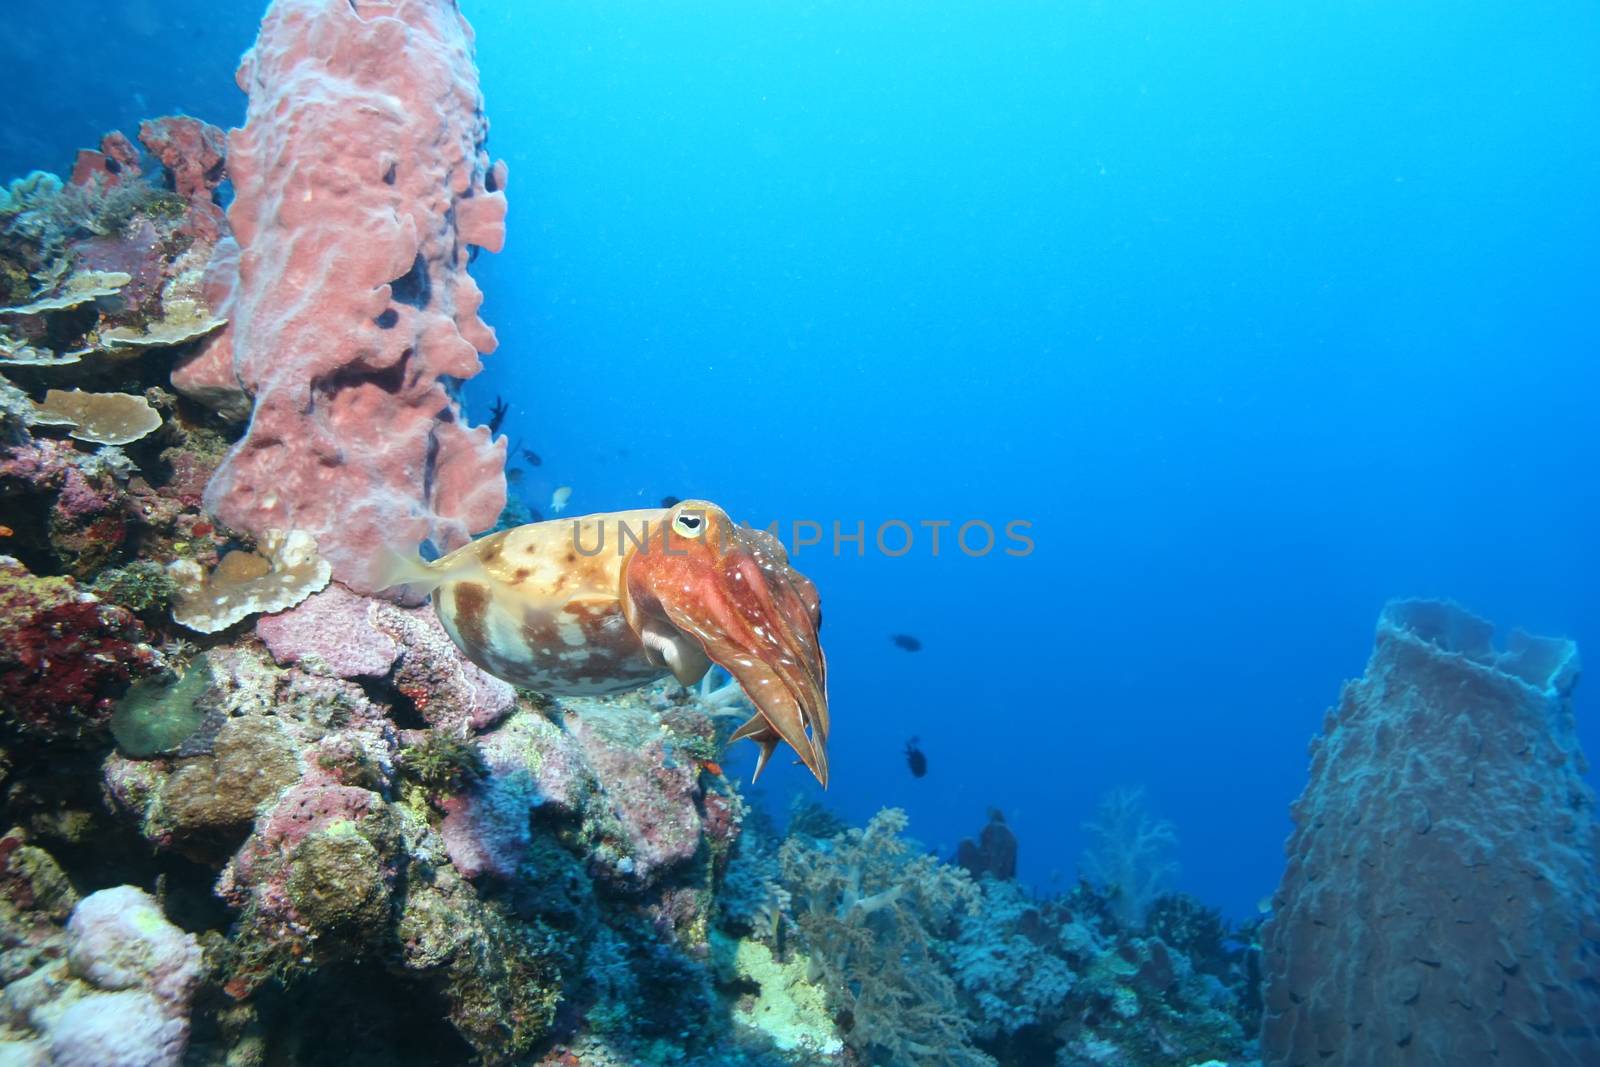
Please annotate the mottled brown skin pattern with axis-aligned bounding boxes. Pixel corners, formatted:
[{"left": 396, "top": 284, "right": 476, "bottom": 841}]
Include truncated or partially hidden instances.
[
  {"left": 433, "top": 512, "right": 667, "bottom": 694},
  {"left": 420, "top": 502, "right": 831, "bottom": 786}
]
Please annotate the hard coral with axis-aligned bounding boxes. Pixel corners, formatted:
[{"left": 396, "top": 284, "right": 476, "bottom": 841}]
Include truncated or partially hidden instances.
[
  {"left": 779, "top": 808, "right": 992, "bottom": 1067},
  {"left": 0, "top": 269, "right": 130, "bottom": 315},
  {"left": 168, "top": 528, "right": 331, "bottom": 634},
  {"left": 439, "top": 693, "right": 731, "bottom": 890},
  {"left": 109, "top": 655, "right": 215, "bottom": 757},
  {"left": 1, "top": 885, "right": 203, "bottom": 1067},
  {"left": 34, "top": 389, "right": 162, "bottom": 446},
  {"left": 202, "top": 0, "right": 510, "bottom": 591},
  {"left": 256, "top": 582, "right": 515, "bottom": 731}
]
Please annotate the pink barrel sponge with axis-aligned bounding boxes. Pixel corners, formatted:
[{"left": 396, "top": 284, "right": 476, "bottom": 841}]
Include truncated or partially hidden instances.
[{"left": 203, "top": 0, "right": 510, "bottom": 592}]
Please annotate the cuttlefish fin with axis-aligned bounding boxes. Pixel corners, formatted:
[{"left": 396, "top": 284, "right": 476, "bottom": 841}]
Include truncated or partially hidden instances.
[{"left": 374, "top": 538, "right": 495, "bottom": 597}]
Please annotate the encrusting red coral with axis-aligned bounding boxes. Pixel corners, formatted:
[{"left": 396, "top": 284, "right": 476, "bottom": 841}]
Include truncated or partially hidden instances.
[
  {"left": 138, "top": 116, "right": 228, "bottom": 243},
  {"left": 255, "top": 582, "right": 515, "bottom": 732},
  {"left": 0, "top": 557, "right": 158, "bottom": 740},
  {"left": 67, "top": 131, "right": 142, "bottom": 192}
]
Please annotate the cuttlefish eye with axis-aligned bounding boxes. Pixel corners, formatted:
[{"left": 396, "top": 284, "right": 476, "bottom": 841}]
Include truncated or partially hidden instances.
[{"left": 672, "top": 510, "right": 706, "bottom": 537}]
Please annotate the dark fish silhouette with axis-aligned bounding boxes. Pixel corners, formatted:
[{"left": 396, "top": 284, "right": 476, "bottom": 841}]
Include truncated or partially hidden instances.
[
  {"left": 661, "top": 495, "right": 682, "bottom": 507},
  {"left": 487, "top": 396, "right": 509, "bottom": 436},
  {"left": 905, "top": 737, "right": 927, "bottom": 778},
  {"left": 507, "top": 468, "right": 524, "bottom": 484},
  {"left": 891, "top": 633, "right": 922, "bottom": 652},
  {"left": 522, "top": 448, "right": 542, "bottom": 467}
]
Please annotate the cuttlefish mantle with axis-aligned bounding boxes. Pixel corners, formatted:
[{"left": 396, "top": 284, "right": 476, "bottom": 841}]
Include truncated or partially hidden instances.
[{"left": 381, "top": 500, "right": 829, "bottom": 786}]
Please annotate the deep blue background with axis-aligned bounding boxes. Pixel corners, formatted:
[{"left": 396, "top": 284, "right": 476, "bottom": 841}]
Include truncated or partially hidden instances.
[{"left": 6, "top": 1, "right": 1597, "bottom": 917}]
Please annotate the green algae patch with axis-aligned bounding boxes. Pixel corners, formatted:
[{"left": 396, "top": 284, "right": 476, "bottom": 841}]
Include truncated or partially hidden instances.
[
  {"left": 91, "top": 561, "right": 179, "bottom": 619},
  {"left": 110, "top": 656, "right": 214, "bottom": 757}
]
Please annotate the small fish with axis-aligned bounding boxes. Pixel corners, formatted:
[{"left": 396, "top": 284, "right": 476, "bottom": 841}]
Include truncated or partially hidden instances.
[
  {"left": 905, "top": 737, "right": 927, "bottom": 778},
  {"left": 891, "top": 633, "right": 922, "bottom": 652},
  {"left": 0, "top": 525, "right": 11, "bottom": 538},
  {"left": 550, "top": 486, "right": 572, "bottom": 514},
  {"left": 700, "top": 760, "right": 723, "bottom": 777},
  {"left": 507, "top": 468, "right": 525, "bottom": 485},
  {"left": 487, "top": 396, "right": 509, "bottom": 437},
  {"left": 522, "top": 448, "right": 542, "bottom": 467},
  {"left": 660, "top": 496, "right": 682, "bottom": 508}
]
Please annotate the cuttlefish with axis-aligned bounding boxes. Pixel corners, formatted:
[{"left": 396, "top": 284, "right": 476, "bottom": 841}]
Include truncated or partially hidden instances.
[{"left": 381, "top": 500, "right": 829, "bottom": 786}]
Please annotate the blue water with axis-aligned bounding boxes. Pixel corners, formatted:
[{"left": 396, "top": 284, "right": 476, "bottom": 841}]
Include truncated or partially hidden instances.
[{"left": 9, "top": 0, "right": 1598, "bottom": 919}]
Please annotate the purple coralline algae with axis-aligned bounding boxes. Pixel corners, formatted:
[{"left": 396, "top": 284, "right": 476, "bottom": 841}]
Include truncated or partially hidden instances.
[
  {"left": 256, "top": 583, "right": 515, "bottom": 732},
  {"left": 0, "top": 558, "right": 160, "bottom": 741}
]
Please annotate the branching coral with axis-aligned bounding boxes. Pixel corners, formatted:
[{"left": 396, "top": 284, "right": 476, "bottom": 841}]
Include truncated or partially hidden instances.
[
  {"left": 1078, "top": 786, "right": 1178, "bottom": 930},
  {"left": 951, "top": 878, "right": 1077, "bottom": 1042},
  {"left": 779, "top": 808, "right": 994, "bottom": 1067}
]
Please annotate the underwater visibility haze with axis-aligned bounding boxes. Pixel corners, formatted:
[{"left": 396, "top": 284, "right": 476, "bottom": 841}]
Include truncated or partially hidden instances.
[{"left": 0, "top": 1, "right": 1596, "bottom": 1064}]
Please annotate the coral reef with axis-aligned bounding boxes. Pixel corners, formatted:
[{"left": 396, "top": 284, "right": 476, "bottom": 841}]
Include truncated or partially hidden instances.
[
  {"left": 0, "top": 5, "right": 1271, "bottom": 1064},
  {"left": 709, "top": 806, "right": 1254, "bottom": 1067},
  {"left": 1261, "top": 600, "right": 1600, "bottom": 1066},
  {"left": 1078, "top": 785, "right": 1179, "bottom": 930},
  {"left": 168, "top": 529, "right": 332, "bottom": 634},
  {"left": 254, "top": 581, "right": 515, "bottom": 732},
  {"left": 199, "top": 0, "right": 510, "bottom": 591},
  {"left": 84, "top": 591, "right": 762, "bottom": 1063},
  {"left": 1, "top": 117, "right": 229, "bottom": 373}
]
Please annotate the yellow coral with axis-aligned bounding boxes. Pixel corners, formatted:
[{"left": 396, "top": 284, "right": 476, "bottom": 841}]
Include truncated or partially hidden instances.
[
  {"left": 100, "top": 297, "right": 227, "bottom": 351},
  {"left": 34, "top": 388, "right": 162, "bottom": 445},
  {"left": 0, "top": 270, "right": 131, "bottom": 315},
  {"left": 168, "top": 529, "right": 332, "bottom": 634},
  {"left": 715, "top": 933, "right": 843, "bottom": 1056}
]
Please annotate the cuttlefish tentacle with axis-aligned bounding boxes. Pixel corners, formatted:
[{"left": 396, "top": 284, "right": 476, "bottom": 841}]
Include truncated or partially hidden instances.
[
  {"left": 382, "top": 500, "right": 831, "bottom": 787},
  {"left": 622, "top": 503, "right": 829, "bottom": 786}
]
